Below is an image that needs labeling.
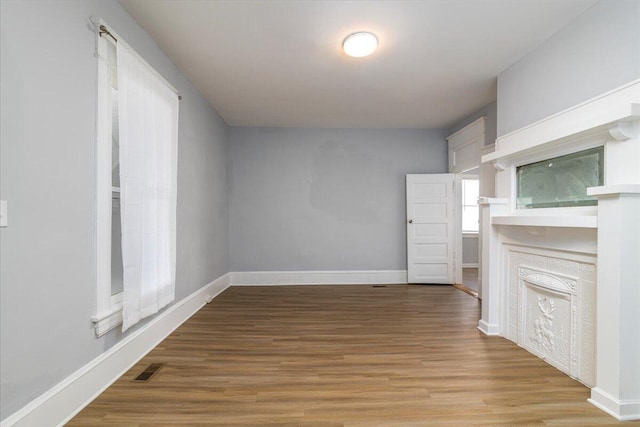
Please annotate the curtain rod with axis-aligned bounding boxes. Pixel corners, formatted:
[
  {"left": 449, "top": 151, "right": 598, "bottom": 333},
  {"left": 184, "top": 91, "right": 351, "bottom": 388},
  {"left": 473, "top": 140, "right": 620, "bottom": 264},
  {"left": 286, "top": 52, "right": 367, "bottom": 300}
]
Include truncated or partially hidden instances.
[
  {"left": 99, "top": 25, "right": 117, "bottom": 43},
  {"left": 99, "top": 24, "right": 182, "bottom": 101}
]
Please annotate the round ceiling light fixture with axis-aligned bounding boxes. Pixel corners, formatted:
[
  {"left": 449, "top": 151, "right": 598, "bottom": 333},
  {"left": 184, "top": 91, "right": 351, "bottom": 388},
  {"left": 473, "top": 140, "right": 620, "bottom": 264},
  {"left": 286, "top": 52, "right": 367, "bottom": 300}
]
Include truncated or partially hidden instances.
[{"left": 342, "top": 31, "right": 378, "bottom": 58}]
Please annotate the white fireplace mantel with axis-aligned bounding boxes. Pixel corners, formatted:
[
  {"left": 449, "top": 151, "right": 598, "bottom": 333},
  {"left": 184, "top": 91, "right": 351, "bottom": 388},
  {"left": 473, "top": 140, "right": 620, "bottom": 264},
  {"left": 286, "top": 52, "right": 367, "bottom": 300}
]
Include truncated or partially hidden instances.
[
  {"left": 490, "top": 215, "right": 597, "bottom": 228},
  {"left": 484, "top": 79, "right": 640, "bottom": 170},
  {"left": 478, "top": 79, "right": 640, "bottom": 421}
]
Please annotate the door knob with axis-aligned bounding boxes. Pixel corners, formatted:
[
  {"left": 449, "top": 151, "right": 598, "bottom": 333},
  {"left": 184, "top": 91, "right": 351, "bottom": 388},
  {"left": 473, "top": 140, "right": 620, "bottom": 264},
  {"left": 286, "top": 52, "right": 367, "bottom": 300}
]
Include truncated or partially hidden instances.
[{"left": 408, "top": 219, "right": 413, "bottom": 224}]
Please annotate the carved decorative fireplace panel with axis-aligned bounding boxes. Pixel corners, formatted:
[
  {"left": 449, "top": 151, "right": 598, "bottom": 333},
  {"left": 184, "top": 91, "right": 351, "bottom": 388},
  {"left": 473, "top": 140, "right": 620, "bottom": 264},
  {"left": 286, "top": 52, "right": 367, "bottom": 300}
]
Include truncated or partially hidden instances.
[{"left": 506, "top": 247, "right": 595, "bottom": 387}]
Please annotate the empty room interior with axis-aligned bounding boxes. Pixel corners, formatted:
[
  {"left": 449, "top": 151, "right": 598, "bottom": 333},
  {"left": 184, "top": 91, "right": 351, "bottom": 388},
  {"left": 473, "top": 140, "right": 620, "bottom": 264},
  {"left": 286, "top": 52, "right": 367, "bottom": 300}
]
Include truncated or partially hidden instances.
[{"left": 1, "top": 0, "right": 640, "bottom": 425}]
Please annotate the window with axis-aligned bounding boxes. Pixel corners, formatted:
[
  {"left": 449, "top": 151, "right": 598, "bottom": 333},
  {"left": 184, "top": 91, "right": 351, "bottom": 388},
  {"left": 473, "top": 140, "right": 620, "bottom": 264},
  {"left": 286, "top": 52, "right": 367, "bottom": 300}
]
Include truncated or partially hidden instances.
[
  {"left": 462, "top": 178, "right": 479, "bottom": 233},
  {"left": 92, "top": 19, "right": 179, "bottom": 336},
  {"left": 92, "top": 21, "right": 123, "bottom": 336},
  {"left": 516, "top": 146, "right": 604, "bottom": 209}
]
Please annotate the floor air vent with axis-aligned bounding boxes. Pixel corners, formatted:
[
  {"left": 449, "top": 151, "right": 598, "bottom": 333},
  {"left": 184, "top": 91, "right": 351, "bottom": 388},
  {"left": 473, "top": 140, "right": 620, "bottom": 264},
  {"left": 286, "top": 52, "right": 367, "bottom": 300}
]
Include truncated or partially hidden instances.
[
  {"left": 133, "top": 363, "right": 164, "bottom": 382},
  {"left": 372, "top": 285, "right": 387, "bottom": 288}
]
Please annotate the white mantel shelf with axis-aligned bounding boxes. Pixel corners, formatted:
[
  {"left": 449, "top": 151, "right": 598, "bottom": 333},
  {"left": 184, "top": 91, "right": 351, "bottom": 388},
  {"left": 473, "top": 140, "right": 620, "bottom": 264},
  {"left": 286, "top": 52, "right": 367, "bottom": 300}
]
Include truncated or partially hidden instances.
[
  {"left": 587, "top": 184, "right": 640, "bottom": 196},
  {"left": 491, "top": 215, "right": 597, "bottom": 228}
]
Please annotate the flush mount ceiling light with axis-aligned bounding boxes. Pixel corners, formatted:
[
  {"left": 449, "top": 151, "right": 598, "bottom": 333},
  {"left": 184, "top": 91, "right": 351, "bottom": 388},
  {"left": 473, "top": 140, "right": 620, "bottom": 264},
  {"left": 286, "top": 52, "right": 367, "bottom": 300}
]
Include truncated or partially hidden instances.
[{"left": 342, "top": 31, "right": 378, "bottom": 58}]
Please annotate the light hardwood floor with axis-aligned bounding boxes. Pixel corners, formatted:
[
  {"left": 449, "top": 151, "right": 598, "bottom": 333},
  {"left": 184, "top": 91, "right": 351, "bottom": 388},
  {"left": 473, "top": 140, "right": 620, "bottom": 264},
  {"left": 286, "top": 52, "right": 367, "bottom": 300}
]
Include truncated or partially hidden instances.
[
  {"left": 69, "top": 285, "right": 633, "bottom": 426},
  {"left": 462, "top": 268, "right": 479, "bottom": 293},
  {"left": 454, "top": 268, "right": 479, "bottom": 298}
]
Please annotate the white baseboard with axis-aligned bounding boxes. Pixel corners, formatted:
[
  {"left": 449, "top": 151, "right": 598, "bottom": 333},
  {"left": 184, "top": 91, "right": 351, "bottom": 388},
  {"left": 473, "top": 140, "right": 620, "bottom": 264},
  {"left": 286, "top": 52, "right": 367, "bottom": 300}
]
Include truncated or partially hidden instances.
[
  {"left": 589, "top": 387, "right": 640, "bottom": 421},
  {"left": 1, "top": 273, "right": 231, "bottom": 427},
  {"left": 230, "top": 270, "right": 408, "bottom": 286},
  {"left": 477, "top": 319, "right": 500, "bottom": 336}
]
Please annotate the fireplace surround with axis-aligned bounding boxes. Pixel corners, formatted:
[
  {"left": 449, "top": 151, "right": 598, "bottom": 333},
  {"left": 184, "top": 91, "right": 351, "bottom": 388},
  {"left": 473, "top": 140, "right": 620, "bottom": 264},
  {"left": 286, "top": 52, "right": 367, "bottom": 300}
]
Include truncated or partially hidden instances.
[{"left": 478, "top": 80, "right": 640, "bottom": 420}]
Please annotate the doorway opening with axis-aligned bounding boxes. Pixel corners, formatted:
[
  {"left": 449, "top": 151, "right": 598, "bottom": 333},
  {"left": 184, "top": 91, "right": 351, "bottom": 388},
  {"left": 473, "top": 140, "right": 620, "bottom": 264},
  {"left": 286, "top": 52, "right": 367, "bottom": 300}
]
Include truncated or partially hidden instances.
[{"left": 460, "top": 176, "right": 479, "bottom": 295}]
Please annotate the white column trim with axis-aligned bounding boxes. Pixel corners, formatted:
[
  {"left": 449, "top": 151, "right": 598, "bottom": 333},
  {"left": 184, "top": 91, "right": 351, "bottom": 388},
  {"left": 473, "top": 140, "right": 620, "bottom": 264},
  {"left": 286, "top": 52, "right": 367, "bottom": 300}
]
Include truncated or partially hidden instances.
[
  {"left": 477, "top": 197, "right": 508, "bottom": 335},
  {"left": 588, "top": 190, "right": 640, "bottom": 421}
]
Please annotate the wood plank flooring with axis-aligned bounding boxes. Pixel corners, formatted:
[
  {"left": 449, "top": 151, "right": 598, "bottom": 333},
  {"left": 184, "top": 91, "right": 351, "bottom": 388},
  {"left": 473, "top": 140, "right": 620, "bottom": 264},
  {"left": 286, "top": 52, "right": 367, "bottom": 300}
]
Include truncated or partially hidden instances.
[
  {"left": 462, "top": 268, "right": 479, "bottom": 293},
  {"left": 69, "top": 285, "right": 633, "bottom": 426},
  {"left": 453, "top": 268, "right": 479, "bottom": 298}
]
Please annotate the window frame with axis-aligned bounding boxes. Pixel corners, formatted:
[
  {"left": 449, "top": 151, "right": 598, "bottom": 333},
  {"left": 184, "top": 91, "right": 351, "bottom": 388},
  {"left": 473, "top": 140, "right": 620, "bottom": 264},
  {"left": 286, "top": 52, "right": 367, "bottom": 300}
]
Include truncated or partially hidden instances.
[
  {"left": 461, "top": 177, "right": 480, "bottom": 234},
  {"left": 91, "top": 18, "right": 123, "bottom": 336}
]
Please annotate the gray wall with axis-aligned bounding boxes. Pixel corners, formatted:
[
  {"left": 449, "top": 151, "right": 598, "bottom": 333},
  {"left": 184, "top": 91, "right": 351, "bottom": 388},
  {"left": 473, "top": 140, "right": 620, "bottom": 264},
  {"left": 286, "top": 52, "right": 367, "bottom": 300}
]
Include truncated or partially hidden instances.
[
  {"left": 462, "top": 235, "right": 479, "bottom": 266},
  {"left": 447, "top": 101, "right": 497, "bottom": 146},
  {"left": 228, "top": 128, "right": 447, "bottom": 272},
  {"left": 497, "top": 0, "right": 640, "bottom": 137},
  {"left": 0, "top": 0, "right": 229, "bottom": 420}
]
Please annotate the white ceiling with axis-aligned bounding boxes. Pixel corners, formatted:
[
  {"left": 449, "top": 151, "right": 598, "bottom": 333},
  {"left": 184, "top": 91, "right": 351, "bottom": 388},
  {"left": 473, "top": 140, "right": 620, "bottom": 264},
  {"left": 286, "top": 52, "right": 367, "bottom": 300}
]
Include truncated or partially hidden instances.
[{"left": 119, "top": 0, "right": 598, "bottom": 129}]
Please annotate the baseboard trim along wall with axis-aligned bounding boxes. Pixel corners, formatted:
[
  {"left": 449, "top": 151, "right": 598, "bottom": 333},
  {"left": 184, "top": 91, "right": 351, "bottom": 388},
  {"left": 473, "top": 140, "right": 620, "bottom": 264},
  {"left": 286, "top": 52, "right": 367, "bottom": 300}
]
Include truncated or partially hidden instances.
[
  {"left": 230, "top": 270, "right": 408, "bottom": 286},
  {"left": 477, "top": 319, "right": 500, "bottom": 336},
  {"left": 1, "top": 273, "right": 231, "bottom": 427},
  {"left": 589, "top": 388, "right": 640, "bottom": 421}
]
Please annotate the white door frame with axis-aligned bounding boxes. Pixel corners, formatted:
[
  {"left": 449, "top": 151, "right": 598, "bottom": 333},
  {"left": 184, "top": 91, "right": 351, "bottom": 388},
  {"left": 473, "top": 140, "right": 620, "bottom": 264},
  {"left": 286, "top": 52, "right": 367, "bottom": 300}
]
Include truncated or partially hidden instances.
[
  {"left": 454, "top": 174, "right": 463, "bottom": 285},
  {"left": 447, "top": 117, "right": 485, "bottom": 289}
]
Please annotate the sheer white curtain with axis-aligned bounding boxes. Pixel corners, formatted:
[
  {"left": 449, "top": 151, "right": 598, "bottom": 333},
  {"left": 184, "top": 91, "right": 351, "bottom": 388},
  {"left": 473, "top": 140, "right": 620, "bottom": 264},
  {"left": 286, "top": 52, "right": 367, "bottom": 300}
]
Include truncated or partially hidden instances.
[{"left": 117, "top": 42, "right": 179, "bottom": 332}]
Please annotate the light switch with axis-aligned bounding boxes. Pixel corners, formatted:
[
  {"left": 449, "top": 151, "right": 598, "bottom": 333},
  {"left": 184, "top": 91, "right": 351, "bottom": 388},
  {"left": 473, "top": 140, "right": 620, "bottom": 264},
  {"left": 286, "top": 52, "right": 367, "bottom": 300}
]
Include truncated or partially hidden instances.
[{"left": 0, "top": 200, "right": 7, "bottom": 227}]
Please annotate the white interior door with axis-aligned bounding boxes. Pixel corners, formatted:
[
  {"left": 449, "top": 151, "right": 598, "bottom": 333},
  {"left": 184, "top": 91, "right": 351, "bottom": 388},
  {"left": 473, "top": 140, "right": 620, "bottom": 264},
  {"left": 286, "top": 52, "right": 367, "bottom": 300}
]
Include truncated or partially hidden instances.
[{"left": 406, "top": 174, "right": 456, "bottom": 284}]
